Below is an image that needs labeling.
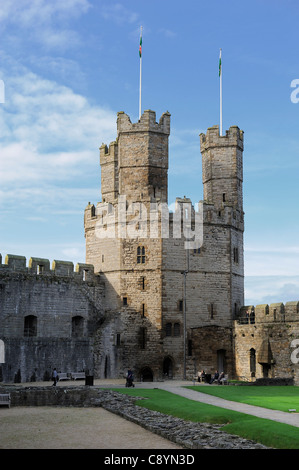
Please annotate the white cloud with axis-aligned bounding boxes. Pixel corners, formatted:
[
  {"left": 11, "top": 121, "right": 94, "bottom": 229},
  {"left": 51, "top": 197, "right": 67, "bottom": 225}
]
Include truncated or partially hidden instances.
[
  {"left": 245, "top": 275, "right": 299, "bottom": 306},
  {"left": 0, "top": 0, "right": 91, "bottom": 25},
  {"left": 99, "top": 3, "right": 138, "bottom": 24},
  {"left": 245, "top": 244, "right": 299, "bottom": 277},
  {"left": 0, "top": 70, "right": 116, "bottom": 190},
  {"left": 0, "top": 0, "right": 91, "bottom": 50}
]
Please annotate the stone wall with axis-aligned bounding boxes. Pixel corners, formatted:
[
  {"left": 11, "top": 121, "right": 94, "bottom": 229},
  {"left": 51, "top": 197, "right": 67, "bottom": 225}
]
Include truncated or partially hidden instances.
[
  {"left": 0, "top": 254, "right": 105, "bottom": 383},
  {"left": 84, "top": 112, "right": 246, "bottom": 381},
  {"left": 234, "top": 302, "right": 299, "bottom": 384}
]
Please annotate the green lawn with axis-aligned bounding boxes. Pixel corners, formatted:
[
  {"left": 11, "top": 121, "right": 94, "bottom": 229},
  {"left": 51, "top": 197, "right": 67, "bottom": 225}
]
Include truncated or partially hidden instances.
[
  {"left": 186, "top": 385, "right": 299, "bottom": 412},
  {"left": 112, "top": 388, "right": 299, "bottom": 449}
]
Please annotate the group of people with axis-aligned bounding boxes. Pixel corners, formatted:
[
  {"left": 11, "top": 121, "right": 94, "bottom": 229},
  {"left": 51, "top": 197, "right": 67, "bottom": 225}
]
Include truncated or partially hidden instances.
[{"left": 197, "top": 369, "right": 225, "bottom": 384}]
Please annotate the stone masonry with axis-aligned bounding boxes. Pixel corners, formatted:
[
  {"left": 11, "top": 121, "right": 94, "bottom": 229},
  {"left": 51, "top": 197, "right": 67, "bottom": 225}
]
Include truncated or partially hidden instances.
[
  {"left": 1, "top": 109, "right": 299, "bottom": 384},
  {"left": 0, "top": 254, "right": 104, "bottom": 383},
  {"left": 84, "top": 110, "right": 245, "bottom": 381}
]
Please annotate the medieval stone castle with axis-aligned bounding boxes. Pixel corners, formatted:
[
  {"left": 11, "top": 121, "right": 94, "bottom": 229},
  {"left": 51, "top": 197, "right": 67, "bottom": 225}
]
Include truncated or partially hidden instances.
[{"left": 1, "top": 109, "right": 299, "bottom": 384}]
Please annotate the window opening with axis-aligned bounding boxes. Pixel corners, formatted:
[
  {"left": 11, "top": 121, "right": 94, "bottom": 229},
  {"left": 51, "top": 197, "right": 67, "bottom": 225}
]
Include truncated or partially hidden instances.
[
  {"left": 165, "top": 323, "right": 172, "bottom": 336},
  {"left": 72, "top": 316, "right": 84, "bottom": 337},
  {"left": 24, "top": 315, "right": 37, "bottom": 337},
  {"left": 137, "top": 246, "right": 146, "bottom": 264},
  {"left": 174, "top": 323, "right": 180, "bottom": 336}
]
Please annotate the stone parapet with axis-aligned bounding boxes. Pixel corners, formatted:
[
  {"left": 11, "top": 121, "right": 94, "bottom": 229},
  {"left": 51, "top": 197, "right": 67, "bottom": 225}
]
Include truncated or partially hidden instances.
[
  {"left": 0, "top": 253, "right": 97, "bottom": 283},
  {"left": 237, "top": 301, "right": 299, "bottom": 324},
  {"left": 117, "top": 110, "right": 170, "bottom": 136},
  {"left": 200, "top": 125, "right": 244, "bottom": 152}
]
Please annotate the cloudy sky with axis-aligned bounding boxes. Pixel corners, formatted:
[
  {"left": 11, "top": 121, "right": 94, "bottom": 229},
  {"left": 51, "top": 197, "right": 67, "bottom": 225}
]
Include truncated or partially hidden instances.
[{"left": 0, "top": 0, "right": 299, "bottom": 306}]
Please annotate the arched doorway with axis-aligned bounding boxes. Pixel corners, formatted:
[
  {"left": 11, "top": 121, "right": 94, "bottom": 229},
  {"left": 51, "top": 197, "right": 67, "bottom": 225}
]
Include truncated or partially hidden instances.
[
  {"left": 250, "top": 348, "right": 256, "bottom": 378},
  {"left": 140, "top": 367, "right": 153, "bottom": 382},
  {"left": 163, "top": 356, "right": 173, "bottom": 379}
]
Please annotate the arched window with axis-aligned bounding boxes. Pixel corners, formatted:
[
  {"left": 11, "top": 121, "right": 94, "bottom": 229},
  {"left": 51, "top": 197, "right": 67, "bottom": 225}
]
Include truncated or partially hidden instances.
[
  {"left": 165, "top": 323, "right": 172, "bottom": 336},
  {"left": 72, "top": 316, "right": 84, "bottom": 337},
  {"left": 24, "top": 315, "right": 37, "bottom": 337},
  {"left": 174, "top": 323, "right": 180, "bottom": 336}
]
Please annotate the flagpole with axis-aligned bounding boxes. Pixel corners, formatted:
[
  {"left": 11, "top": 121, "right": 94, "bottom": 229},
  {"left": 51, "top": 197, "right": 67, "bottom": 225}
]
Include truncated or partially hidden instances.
[
  {"left": 219, "top": 48, "right": 222, "bottom": 136},
  {"left": 139, "top": 26, "right": 143, "bottom": 120}
]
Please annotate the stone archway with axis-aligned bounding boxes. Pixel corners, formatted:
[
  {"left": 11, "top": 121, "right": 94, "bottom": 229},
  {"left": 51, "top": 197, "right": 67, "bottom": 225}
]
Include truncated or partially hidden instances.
[{"left": 140, "top": 366, "right": 153, "bottom": 382}]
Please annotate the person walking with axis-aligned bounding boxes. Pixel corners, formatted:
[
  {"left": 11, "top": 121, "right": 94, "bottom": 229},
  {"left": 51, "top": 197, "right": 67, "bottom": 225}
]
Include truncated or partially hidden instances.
[{"left": 52, "top": 368, "right": 58, "bottom": 386}]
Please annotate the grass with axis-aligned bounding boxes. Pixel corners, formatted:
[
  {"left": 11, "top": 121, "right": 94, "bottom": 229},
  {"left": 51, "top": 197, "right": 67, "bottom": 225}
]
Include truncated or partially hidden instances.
[
  {"left": 111, "top": 388, "right": 299, "bottom": 449},
  {"left": 186, "top": 385, "right": 299, "bottom": 412}
]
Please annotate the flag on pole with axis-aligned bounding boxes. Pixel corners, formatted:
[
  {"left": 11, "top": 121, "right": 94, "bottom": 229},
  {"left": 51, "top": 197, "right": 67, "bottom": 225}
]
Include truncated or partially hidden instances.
[
  {"left": 219, "top": 48, "right": 222, "bottom": 136},
  {"left": 139, "top": 26, "right": 143, "bottom": 119},
  {"left": 139, "top": 30, "right": 142, "bottom": 58}
]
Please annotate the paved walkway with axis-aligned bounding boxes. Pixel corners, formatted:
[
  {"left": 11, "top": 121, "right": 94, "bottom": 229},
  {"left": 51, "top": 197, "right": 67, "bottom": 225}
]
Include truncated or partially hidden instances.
[
  {"left": 17, "top": 378, "right": 299, "bottom": 428},
  {"left": 158, "top": 383, "right": 299, "bottom": 428}
]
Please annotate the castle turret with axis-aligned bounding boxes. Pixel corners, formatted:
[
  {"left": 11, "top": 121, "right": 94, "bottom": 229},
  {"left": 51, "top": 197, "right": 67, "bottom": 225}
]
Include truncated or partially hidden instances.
[
  {"left": 115, "top": 109, "right": 170, "bottom": 203},
  {"left": 200, "top": 125, "right": 244, "bottom": 212},
  {"left": 100, "top": 141, "right": 119, "bottom": 203},
  {"left": 199, "top": 124, "right": 245, "bottom": 323}
]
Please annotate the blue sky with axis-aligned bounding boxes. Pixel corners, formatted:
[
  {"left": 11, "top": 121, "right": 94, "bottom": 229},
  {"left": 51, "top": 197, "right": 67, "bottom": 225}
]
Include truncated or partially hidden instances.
[{"left": 0, "top": 0, "right": 299, "bottom": 306}]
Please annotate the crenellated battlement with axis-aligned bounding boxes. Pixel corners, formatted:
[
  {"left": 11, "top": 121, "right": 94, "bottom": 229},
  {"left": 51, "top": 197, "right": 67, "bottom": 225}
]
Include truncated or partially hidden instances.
[
  {"left": 200, "top": 125, "right": 244, "bottom": 152},
  {"left": 236, "top": 301, "right": 299, "bottom": 325},
  {"left": 99, "top": 140, "right": 118, "bottom": 163},
  {"left": 0, "top": 253, "right": 98, "bottom": 282},
  {"left": 117, "top": 109, "right": 171, "bottom": 135}
]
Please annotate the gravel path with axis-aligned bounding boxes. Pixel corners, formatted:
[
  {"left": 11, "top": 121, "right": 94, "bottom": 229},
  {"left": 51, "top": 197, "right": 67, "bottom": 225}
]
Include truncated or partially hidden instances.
[{"left": 0, "top": 406, "right": 183, "bottom": 449}]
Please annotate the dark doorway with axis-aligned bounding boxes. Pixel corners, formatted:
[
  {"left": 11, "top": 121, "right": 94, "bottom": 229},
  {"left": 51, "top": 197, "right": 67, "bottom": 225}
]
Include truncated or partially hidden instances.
[
  {"left": 163, "top": 357, "right": 173, "bottom": 378},
  {"left": 140, "top": 367, "right": 153, "bottom": 382},
  {"left": 262, "top": 364, "right": 271, "bottom": 378},
  {"left": 250, "top": 348, "right": 256, "bottom": 377},
  {"left": 104, "top": 355, "right": 110, "bottom": 378},
  {"left": 217, "top": 349, "right": 226, "bottom": 372}
]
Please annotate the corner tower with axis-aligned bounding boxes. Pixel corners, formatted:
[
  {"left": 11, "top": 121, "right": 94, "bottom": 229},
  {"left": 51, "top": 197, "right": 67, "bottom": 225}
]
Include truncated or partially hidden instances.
[
  {"left": 116, "top": 110, "right": 170, "bottom": 203},
  {"left": 84, "top": 110, "right": 171, "bottom": 380},
  {"left": 99, "top": 109, "right": 171, "bottom": 206},
  {"left": 200, "top": 125, "right": 244, "bottom": 212},
  {"left": 200, "top": 124, "right": 245, "bottom": 322}
]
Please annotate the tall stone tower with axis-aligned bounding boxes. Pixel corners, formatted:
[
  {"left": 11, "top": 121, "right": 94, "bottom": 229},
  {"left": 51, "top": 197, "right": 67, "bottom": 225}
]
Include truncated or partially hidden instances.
[
  {"left": 84, "top": 112, "right": 244, "bottom": 380},
  {"left": 84, "top": 110, "right": 171, "bottom": 379},
  {"left": 200, "top": 125, "right": 243, "bottom": 214},
  {"left": 183, "top": 125, "right": 245, "bottom": 376},
  {"left": 200, "top": 124, "right": 244, "bottom": 324}
]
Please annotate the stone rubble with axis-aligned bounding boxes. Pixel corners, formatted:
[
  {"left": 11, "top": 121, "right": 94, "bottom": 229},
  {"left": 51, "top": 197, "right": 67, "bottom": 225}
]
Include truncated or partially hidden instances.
[{"left": 94, "top": 389, "right": 269, "bottom": 450}]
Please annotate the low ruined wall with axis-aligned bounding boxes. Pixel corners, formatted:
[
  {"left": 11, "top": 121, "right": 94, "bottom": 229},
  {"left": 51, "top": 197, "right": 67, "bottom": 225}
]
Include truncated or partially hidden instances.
[
  {"left": 254, "top": 377, "right": 294, "bottom": 386},
  {"left": 0, "top": 385, "right": 100, "bottom": 407}
]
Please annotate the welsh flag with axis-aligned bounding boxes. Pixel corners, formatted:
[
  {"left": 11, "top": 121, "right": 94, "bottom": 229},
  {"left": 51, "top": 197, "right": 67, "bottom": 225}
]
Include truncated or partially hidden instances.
[{"left": 139, "top": 34, "right": 142, "bottom": 58}]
